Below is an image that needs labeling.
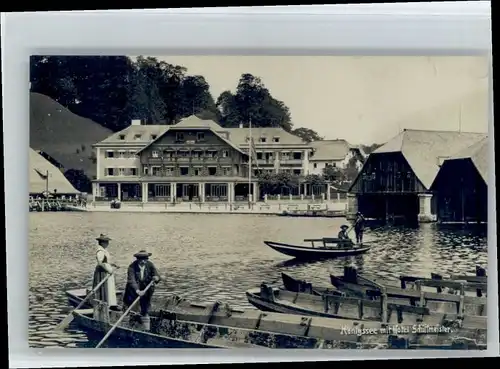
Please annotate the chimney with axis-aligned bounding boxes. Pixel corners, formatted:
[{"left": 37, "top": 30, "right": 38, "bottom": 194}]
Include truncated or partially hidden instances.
[
  {"left": 131, "top": 119, "right": 142, "bottom": 126},
  {"left": 239, "top": 123, "right": 244, "bottom": 129}
]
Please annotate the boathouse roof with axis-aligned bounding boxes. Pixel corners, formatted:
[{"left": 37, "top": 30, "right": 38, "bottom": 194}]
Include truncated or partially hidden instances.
[
  {"left": 372, "top": 129, "right": 487, "bottom": 189},
  {"left": 446, "top": 136, "right": 489, "bottom": 184},
  {"left": 30, "top": 148, "right": 79, "bottom": 194},
  {"left": 309, "top": 140, "right": 361, "bottom": 161}
]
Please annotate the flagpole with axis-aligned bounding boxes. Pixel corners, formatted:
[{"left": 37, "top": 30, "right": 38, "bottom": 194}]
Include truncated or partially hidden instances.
[{"left": 248, "top": 117, "right": 252, "bottom": 205}]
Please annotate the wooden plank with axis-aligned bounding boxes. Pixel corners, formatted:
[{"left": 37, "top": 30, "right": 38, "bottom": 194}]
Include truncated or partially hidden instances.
[
  {"left": 417, "top": 278, "right": 486, "bottom": 291},
  {"left": 450, "top": 275, "right": 487, "bottom": 283}
]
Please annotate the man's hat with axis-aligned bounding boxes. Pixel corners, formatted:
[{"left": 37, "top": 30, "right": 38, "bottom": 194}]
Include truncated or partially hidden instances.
[
  {"left": 134, "top": 250, "right": 152, "bottom": 259},
  {"left": 340, "top": 225, "right": 349, "bottom": 230},
  {"left": 96, "top": 234, "right": 111, "bottom": 242}
]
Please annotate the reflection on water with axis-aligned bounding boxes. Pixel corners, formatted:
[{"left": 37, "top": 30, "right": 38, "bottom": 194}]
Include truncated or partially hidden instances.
[{"left": 29, "top": 213, "right": 487, "bottom": 348}]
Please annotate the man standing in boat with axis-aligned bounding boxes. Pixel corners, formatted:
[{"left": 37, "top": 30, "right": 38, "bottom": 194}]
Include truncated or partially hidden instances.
[
  {"left": 123, "top": 250, "right": 161, "bottom": 331},
  {"left": 354, "top": 212, "right": 366, "bottom": 244},
  {"left": 93, "top": 234, "right": 120, "bottom": 311}
]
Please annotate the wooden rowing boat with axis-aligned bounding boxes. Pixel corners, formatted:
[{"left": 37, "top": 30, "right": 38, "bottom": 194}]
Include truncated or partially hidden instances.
[
  {"left": 264, "top": 238, "right": 371, "bottom": 259},
  {"left": 65, "top": 289, "right": 390, "bottom": 347},
  {"left": 330, "top": 268, "right": 487, "bottom": 317},
  {"left": 246, "top": 283, "right": 487, "bottom": 339},
  {"left": 70, "top": 297, "right": 396, "bottom": 348}
]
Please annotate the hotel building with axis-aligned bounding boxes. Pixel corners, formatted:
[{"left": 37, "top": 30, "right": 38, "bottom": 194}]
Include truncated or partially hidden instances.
[{"left": 92, "top": 116, "right": 313, "bottom": 203}]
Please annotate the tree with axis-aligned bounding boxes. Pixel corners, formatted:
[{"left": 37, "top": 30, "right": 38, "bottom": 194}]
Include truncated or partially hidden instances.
[
  {"left": 64, "top": 169, "right": 92, "bottom": 193},
  {"left": 291, "top": 127, "right": 324, "bottom": 143},
  {"left": 257, "top": 172, "right": 300, "bottom": 196},
  {"left": 360, "top": 143, "right": 383, "bottom": 155},
  {"left": 217, "top": 73, "right": 293, "bottom": 131}
]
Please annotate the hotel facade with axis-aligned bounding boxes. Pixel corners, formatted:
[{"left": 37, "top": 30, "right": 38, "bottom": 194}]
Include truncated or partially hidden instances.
[{"left": 92, "top": 116, "right": 314, "bottom": 203}]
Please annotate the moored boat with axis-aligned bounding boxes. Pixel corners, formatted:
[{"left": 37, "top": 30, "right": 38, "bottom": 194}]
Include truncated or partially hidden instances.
[
  {"left": 70, "top": 299, "right": 391, "bottom": 349},
  {"left": 264, "top": 238, "right": 371, "bottom": 260},
  {"left": 245, "top": 283, "right": 487, "bottom": 337},
  {"left": 330, "top": 267, "right": 487, "bottom": 316}
]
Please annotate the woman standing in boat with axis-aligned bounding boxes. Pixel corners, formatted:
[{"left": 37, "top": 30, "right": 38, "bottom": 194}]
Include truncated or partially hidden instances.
[{"left": 92, "top": 234, "right": 119, "bottom": 310}]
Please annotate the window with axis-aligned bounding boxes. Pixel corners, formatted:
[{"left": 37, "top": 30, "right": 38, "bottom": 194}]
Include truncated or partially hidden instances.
[
  {"left": 193, "top": 150, "right": 203, "bottom": 158},
  {"left": 118, "top": 168, "right": 125, "bottom": 176},
  {"left": 260, "top": 137, "right": 267, "bottom": 143},
  {"left": 165, "top": 167, "right": 174, "bottom": 176},
  {"left": 273, "top": 137, "right": 280, "bottom": 143},
  {"left": 197, "top": 132, "right": 205, "bottom": 141},
  {"left": 119, "top": 134, "right": 126, "bottom": 140},
  {"left": 222, "top": 150, "right": 229, "bottom": 158},
  {"left": 134, "top": 134, "right": 142, "bottom": 140},
  {"left": 208, "top": 167, "right": 217, "bottom": 176},
  {"left": 106, "top": 168, "right": 114, "bottom": 176},
  {"left": 118, "top": 150, "right": 126, "bottom": 159},
  {"left": 151, "top": 134, "right": 157, "bottom": 140},
  {"left": 178, "top": 150, "right": 189, "bottom": 157},
  {"left": 293, "top": 169, "right": 301, "bottom": 175},
  {"left": 180, "top": 167, "right": 189, "bottom": 176},
  {"left": 313, "top": 163, "right": 317, "bottom": 169},
  {"left": 293, "top": 152, "right": 302, "bottom": 160},
  {"left": 152, "top": 150, "right": 159, "bottom": 158},
  {"left": 222, "top": 167, "right": 232, "bottom": 176},
  {"left": 99, "top": 187, "right": 106, "bottom": 197},
  {"left": 193, "top": 167, "right": 202, "bottom": 176},
  {"left": 154, "top": 184, "right": 170, "bottom": 197},
  {"left": 281, "top": 152, "right": 290, "bottom": 160},
  {"left": 176, "top": 133, "right": 185, "bottom": 142},
  {"left": 207, "top": 150, "right": 216, "bottom": 158},
  {"left": 105, "top": 150, "right": 114, "bottom": 158},
  {"left": 143, "top": 167, "right": 149, "bottom": 175},
  {"left": 130, "top": 168, "right": 138, "bottom": 176},
  {"left": 152, "top": 166, "right": 161, "bottom": 176},
  {"left": 256, "top": 152, "right": 263, "bottom": 160},
  {"left": 129, "top": 150, "right": 136, "bottom": 157}
]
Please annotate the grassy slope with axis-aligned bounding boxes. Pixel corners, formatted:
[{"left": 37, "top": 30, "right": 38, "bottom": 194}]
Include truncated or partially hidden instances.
[{"left": 30, "top": 92, "right": 113, "bottom": 178}]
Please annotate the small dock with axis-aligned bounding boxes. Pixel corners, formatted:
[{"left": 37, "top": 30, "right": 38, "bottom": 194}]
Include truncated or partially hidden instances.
[{"left": 29, "top": 199, "right": 88, "bottom": 212}]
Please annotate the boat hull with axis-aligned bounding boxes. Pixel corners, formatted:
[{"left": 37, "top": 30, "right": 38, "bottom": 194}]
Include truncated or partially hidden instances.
[{"left": 264, "top": 241, "right": 370, "bottom": 259}]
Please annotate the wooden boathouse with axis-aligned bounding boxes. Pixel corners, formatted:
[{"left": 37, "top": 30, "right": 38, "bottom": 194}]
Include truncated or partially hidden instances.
[
  {"left": 430, "top": 137, "right": 488, "bottom": 223},
  {"left": 347, "top": 129, "right": 487, "bottom": 223},
  {"left": 30, "top": 148, "right": 80, "bottom": 210}
]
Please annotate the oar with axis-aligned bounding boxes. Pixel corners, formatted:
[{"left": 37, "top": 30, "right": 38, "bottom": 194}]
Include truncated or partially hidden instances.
[
  {"left": 55, "top": 273, "right": 113, "bottom": 331},
  {"left": 96, "top": 280, "right": 155, "bottom": 348}
]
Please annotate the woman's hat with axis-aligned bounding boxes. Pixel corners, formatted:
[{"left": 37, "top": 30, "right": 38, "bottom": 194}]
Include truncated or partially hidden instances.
[
  {"left": 96, "top": 234, "right": 111, "bottom": 242},
  {"left": 134, "top": 250, "right": 152, "bottom": 259},
  {"left": 340, "top": 225, "right": 349, "bottom": 230}
]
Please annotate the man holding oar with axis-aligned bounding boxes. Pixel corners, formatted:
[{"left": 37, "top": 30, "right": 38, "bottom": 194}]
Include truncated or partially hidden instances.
[{"left": 123, "top": 250, "right": 161, "bottom": 331}]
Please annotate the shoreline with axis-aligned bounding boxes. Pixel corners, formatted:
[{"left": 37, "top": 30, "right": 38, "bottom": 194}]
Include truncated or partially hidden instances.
[{"left": 36, "top": 201, "right": 348, "bottom": 216}]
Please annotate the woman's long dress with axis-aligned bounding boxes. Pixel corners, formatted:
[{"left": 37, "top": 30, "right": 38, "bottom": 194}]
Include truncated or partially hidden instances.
[{"left": 92, "top": 246, "right": 118, "bottom": 306}]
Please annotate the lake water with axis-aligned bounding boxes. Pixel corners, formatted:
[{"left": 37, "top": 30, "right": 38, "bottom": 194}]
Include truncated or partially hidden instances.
[{"left": 28, "top": 212, "right": 487, "bottom": 348}]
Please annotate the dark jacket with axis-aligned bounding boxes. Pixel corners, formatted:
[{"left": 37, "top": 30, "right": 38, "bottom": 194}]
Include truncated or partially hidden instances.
[
  {"left": 123, "top": 259, "right": 161, "bottom": 307},
  {"left": 354, "top": 216, "right": 365, "bottom": 232}
]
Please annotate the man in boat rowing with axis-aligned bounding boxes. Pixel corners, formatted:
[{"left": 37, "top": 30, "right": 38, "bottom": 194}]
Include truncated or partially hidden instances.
[
  {"left": 354, "top": 212, "right": 365, "bottom": 244},
  {"left": 92, "top": 234, "right": 120, "bottom": 311},
  {"left": 123, "top": 250, "right": 161, "bottom": 330}
]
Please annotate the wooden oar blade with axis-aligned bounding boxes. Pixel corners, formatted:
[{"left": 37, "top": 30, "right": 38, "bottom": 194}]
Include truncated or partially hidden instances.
[{"left": 54, "top": 313, "right": 75, "bottom": 331}]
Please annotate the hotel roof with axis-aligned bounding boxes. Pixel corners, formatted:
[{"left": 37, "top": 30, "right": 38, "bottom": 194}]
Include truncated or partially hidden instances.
[
  {"left": 372, "top": 129, "right": 487, "bottom": 189},
  {"left": 309, "top": 139, "right": 354, "bottom": 161},
  {"left": 95, "top": 116, "right": 310, "bottom": 148}
]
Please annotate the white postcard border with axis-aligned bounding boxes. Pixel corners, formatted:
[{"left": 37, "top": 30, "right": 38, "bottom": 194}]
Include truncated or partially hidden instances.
[{"left": 2, "top": 2, "right": 497, "bottom": 368}]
